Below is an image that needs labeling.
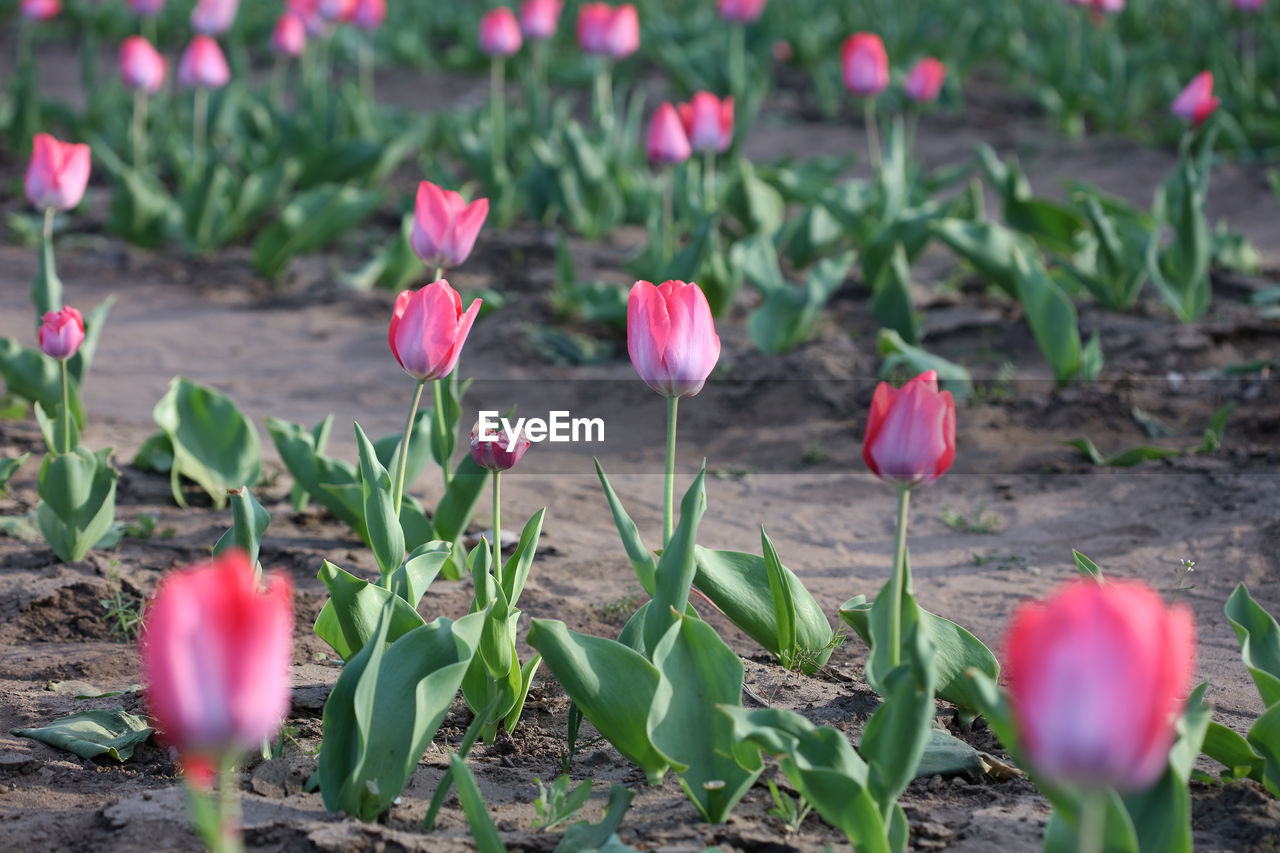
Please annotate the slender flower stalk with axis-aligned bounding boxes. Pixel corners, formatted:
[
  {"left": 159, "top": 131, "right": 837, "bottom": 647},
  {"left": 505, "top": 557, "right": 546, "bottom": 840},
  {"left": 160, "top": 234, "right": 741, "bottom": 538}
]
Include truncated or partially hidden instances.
[
  {"left": 359, "top": 34, "right": 374, "bottom": 100},
  {"left": 194, "top": 87, "right": 209, "bottom": 162},
  {"left": 662, "top": 170, "right": 675, "bottom": 260},
  {"left": 729, "top": 23, "right": 746, "bottom": 101},
  {"left": 887, "top": 487, "right": 910, "bottom": 666},
  {"left": 863, "top": 99, "right": 881, "bottom": 169},
  {"left": 491, "top": 470, "right": 502, "bottom": 576},
  {"left": 594, "top": 60, "right": 614, "bottom": 133},
  {"left": 703, "top": 150, "right": 716, "bottom": 211},
  {"left": 1077, "top": 793, "right": 1105, "bottom": 853},
  {"left": 391, "top": 379, "right": 426, "bottom": 517},
  {"left": 664, "top": 395, "right": 678, "bottom": 546},
  {"left": 433, "top": 377, "right": 451, "bottom": 487},
  {"left": 132, "top": 89, "right": 148, "bottom": 169},
  {"left": 490, "top": 55, "right": 507, "bottom": 175},
  {"left": 59, "top": 360, "right": 70, "bottom": 452}
]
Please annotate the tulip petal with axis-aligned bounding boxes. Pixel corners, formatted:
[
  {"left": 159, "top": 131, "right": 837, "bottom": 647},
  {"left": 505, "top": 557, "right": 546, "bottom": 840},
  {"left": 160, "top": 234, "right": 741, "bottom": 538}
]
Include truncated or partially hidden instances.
[{"left": 627, "top": 281, "right": 672, "bottom": 395}]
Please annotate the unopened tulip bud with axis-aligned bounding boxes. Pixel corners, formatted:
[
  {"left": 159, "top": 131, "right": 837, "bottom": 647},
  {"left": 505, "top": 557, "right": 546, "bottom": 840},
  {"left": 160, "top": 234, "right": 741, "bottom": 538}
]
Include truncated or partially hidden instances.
[
  {"left": 717, "top": 0, "right": 766, "bottom": 23},
  {"left": 647, "top": 102, "right": 692, "bottom": 165},
  {"left": 841, "top": 32, "right": 888, "bottom": 97},
  {"left": 577, "top": 3, "right": 639, "bottom": 59},
  {"left": 627, "top": 280, "right": 721, "bottom": 398},
  {"left": 38, "top": 306, "right": 85, "bottom": 361},
  {"left": 120, "top": 36, "right": 168, "bottom": 94},
  {"left": 479, "top": 8, "right": 523, "bottom": 57},
  {"left": 20, "top": 0, "right": 61, "bottom": 20},
  {"left": 177, "top": 35, "right": 231, "bottom": 89},
  {"left": 904, "top": 57, "right": 946, "bottom": 103},
  {"left": 470, "top": 421, "right": 532, "bottom": 472},
  {"left": 191, "top": 0, "right": 240, "bottom": 35},
  {"left": 1171, "top": 71, "right": 1219, "bottom": 128},
  {"left": 677, "top": 92, "right": 734, "bottom": 153},
  {"left": 388, "top": 280, "right": 483, "bottom": 382},
  {"left": 271, "top": 13, "right": 307, "bottom": 57},
  {"left": 26, "top": 133, "right": 91, "bottom": 212},
  {"left": 410, "top": 181, "right": 490, "bottom": 272},
  {"left": 351, "top": 0, "right": 385, "bottom": 30},
  {"left": 862, "top": 370, "right": 956, "bottom": 488},
  {"left": 520, "top": 0, "right": 562, "bottom": 40}
]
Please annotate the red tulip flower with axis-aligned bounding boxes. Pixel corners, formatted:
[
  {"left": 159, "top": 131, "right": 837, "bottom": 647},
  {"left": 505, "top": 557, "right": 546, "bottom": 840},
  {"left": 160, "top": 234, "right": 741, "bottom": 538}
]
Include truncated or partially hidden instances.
[
  {"left": 351, "top": 0, "right": 385, "bottom": 31},
  {"left": 20, "top": 0, "right": 61, "bottom": 20},
  {"left": 177, "top": 35, "right": 231, "bottom": 89},
  {"left": 191, "top": 0, "right": 240, "bottom": 35},
  {"left": 120, "top": 36, "right": 168, "bottom": 94},
  {"left": 904, "top": 58, "right": 946, "bottom": 103},
  {"left": 470, "top": 421, "right": 532, "bottom": 472},
  {"left": 862, "top": 370, "right": 956, "bottom": 488},
  {"left": 1172, "top": 71, "right": 1220, "bottom": 128},
  {"left": 647, "top": 102, "right": 692, "bottom": 165},
  {"left": 388, "top": 280, "right": 483, "bottom": 382},
  {"left": 38, "top": 306, "right": 85, "bottom": 361},
  {"left": 576, "top": 3, "right": 639, "bottom": 59},
  {"left": 841, "top": 32, "right": 889, "bottom": 97},
  {"left": 271, "top": 13, "right": 307, "bottom": 57},
  {"left": 520, "top": 0, "right": 563, "bottom": 40},
  {"left": 479, "top": 7, "right": 523, "bottom": 57},
  {"left": 410, "top": 181, "right": 490, "bottom": 273},
  {"left": 678, "top": 92, "right": 734, "bottom": 153},
  {"left": 1005, "top": 579, "right": 1195, "bottom": 791},
  {"left": 628, "top": 280, "right": 721, "bottom": 398},
  {"left": 26, "top": 133, "right": 91, "bottom": 212},
  {"left": 716, "top": 0, "right": 766, "bottom": 23}
]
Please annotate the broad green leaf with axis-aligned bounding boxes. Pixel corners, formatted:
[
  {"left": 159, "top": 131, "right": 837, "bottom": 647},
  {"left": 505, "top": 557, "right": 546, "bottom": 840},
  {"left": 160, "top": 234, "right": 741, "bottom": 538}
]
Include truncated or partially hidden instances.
[
  {"left": 31, "top": 227, "right": 63, "bottom": 321},
  {"left": 642, "top": 466, "right": 707, "bottom": 654},
  {"left": 213, "top": 487, "right": 269, "bottom": 568},
  {"left": 314, "top": 560, "right": 426, "bottom": 661},
  {"left": 1225, "top": 584, "right": 1280, "bottom": 708},
  {"left": 1202, "top": 721, "right": 1264, "bottom": 782},
  {"left": 859, "top": 625, "right": 937, "bottom": 810},
  {"left": 1248, "top": 704, "right": 1280, "bottom": 798},
  {"left": 1063, "top": 436, "right": 1182, "bottom": 468},
  {"left": 0, "top": 337, "right": 86, "bottom": 426},
  {"left": 153, "top": 377, "right": 260, "bottom": 510},
  {"left": 869, "top": 244, "right": 919, "bottom": 345},
  {"left": 433, "top": 453, "right": 489, "bottom": 580},
  {"left": 876, "top": 330, "right": 972, "bottom": 400},
  {"left": 66, "top": 297, "right": 114, "bottom": 389},
  {"left": 354, "top": 422, "right": 405, "bottom": 582},
  {"left": 593, "top": 459, "right": 656, "bottom": 596},
  {"left": 0, "top": 453, "right": 30, "bottom": 496},
  {"left": 450, "top": 753, "right": 508, "bottom": 853},
  {"left": 1010, "top": 246, "right": 1082, "bottom": 384},
  {"left": 387, "top": 541, "right": 451, "bottom": 610},
  {"left": 372, "top": 409, "right": 431, "bottom": 496},
  {"left": 265, "top": 416, "right": 366, "bottom": 538},
  {"left": 252, "top": 184, "right": 384, "bottom": 278},
  {"left": 930, "top": 219, "right": 1023, "bottom": 298},
  {"left": 11, "top": 708, "right": 152, "bottom": 762},
  {"left": 36, "top": 447, "right": 118, "bottom": 563},
  {"left": 554, "top": 784, "right": 635, "bottom": 853},
  {"left": 761, "top": 529, "right": 797, "bottom": 662},
  {"left": 34, "top": 402, "right": 78, "bottom": 456},
  {"left": 500, "top": 508, "right": 546, "bottom": 607}
]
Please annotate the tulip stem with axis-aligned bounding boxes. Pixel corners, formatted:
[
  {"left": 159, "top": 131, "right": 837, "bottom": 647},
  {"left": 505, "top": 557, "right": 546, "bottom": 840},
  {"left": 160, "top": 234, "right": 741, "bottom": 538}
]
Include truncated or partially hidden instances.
[
  {"left": 863, "top": 98, "right": 882, "bottom": 170},
  {"left": 59, "top": 360, "right": 71, "bottom": 455},
  {"left": 594, "top": 60, "right": 614, "bottom": 134},
  {"left": 663, "top": 395, "right": 679, "bottom": 548},
  {"left": 531, "top": 39, "right": 548, "bottom": 129},
  {"left": 490, "top": 56, "right": 507, "bottom": 176},
  {"left": 193, "top": 87, "right": 209, "bottom": 165},
  {"left": 1077, "top": 792, "right": 1106, "bottom": 853},
  {"left": 729, "top": 23, "right": 746, "bottom": 101},
  {"left": 392, "top": 379, "right": 426, "bottom": 519},
  {"left": 491, "top": 471, "right": 502, "bottom": 583},
  {"left": 270, "top": 55, "right": 286, "bottom": 110},
  {"left": 43, "top": 206, "right": 54, "bottom": 249},
  {"left": 359, "top": 34, "right": 375, "bottom": 101},
  {"left": 887, "top": 486, "right": 911, "bottom": 669},
  {"left": 132, "top": 90, "right": 148, "bottom": 171},
  {"left": 703, "top": 151, "right": 716, "bottom": 213},
  {"left": 662, "top": 169, "right": 675, "bottom": 262},
  {"left": 217, "top": 757, "right": 242, "bottom": 853}
]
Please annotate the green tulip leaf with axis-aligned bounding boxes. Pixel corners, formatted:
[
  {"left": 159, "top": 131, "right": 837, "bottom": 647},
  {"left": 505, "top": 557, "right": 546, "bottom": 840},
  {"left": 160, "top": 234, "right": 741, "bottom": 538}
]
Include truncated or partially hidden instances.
[
  {"left": 0, "top": 337, "right": 86, "bottom": 426},
  {"left": 0, "top": 453, "right": 30, "bottom": 496},
  {"left": 252, "top": 184, "right": 384, "bottom": 278},
  {"left": 36, "top": 447, "right": 118, "bottom": 563},
  {"left": 11, "top": 708, "right": 153, "bottom": 762},
  {"left": 594, "top": 459, "right": 656, "bottom": 596},
  {"left": 554, "top": 784, "right": 635, "bottom": 853},
  {"left": 314, "top": 560, "right": 427, "bottom": 661},
  {"left": 1225, "top": 584, "right": 1280, "bottom": 708},
  {"left": 859, "top": 624, "right": 938, "bottom": 809},
  {"left": 153, "top": 377, "right": 260, "bottom": 510},
  {"left": 354, "top": 422, "right": 405, "bottom": 582},
  {"left": 1202, "top": 721, "right": 1265, "bottom": 783},
  {"left": 1248, "top": 704, "right": 1280, "bottom": 798},
  {"left": 450, "top": 752, "right": 508, "bottom": 853},
  {"left": 642, "top": 466, "right": 707, "bottom": 654},
  {"left": 213, "top": 486, "right": 269, "bottom": 569}
]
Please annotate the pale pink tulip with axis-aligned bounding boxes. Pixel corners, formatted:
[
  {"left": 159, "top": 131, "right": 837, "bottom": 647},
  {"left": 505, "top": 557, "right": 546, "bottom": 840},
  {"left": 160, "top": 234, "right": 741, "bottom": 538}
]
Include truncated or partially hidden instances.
[
  {"left": 38, "top": 306, "right": 85, "bottom": 361},
  {"left": 577, "top": 3, "right": 639, "bottom": 58},
  {"left": 271, "top": 13, "right": 307, "bottom": 57},
  {"left": 677, "top": 92, "right": 734, "bottom": 153},
  {"left": 627, "top": 280, "right": 721, "bottom": 398},
  {"left": 647, "top": 103, "right": 692, "bottom": 165},
  {"left": 20, "top": 0, "right": 61, "bottom": 20},
  {"left": 388, "top": 280, "right": 483, "bottom": 381},
  {"left": 120, "top": 36, "right": 168, "bottom": 94},
  {"left": 520, "top": 0, "right": 562, "bottom": 40},
  {"left": 26, "top": 133, "right": 91, "bottom": 212},
  {"left": 191, "top": 0, "right": 240, "bottom": 35},
  {"left": 862, "top": 371, "right": 956, "bottom": 488},
  {"left": 479, "top": 8, "right": 523, "bottom": 57},
  {"left": 1171, "top": 71, "right": 1219, "bottom": 127},
  {"left": 177, "top": 35, "right": 231, "bottom": 89},
  {"left": 410, "top": 181, "right": 490, "bottom": 272},
  {"left": 904, "top": 58, "right": 946, "bottom": 103},
  {"left": 351, "top": 0, "right": 385, "bottom": 30},
  {"left": 716, "top": 0, "right": 765, "bottom": 23}
]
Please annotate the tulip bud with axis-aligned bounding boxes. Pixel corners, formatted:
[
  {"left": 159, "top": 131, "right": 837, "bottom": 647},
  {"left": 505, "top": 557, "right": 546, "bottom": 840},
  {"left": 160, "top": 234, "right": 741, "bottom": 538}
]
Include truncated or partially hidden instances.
[
  {"left": 1091, "top": 0, "right": 1124, "bottom": 13},
  {"left": 627, "top": 280, "right": 721, "bottom": 398},
  {"left": 677, "top": 92, "right": 734, "bottom": 154},
  {"left": 410, "top": 181, "right": 490, "bottom": 273},
  {"left": 716, "top": 0, "right": 766, "bottom": 23},
  {"left": 519, "top": 0, "right": 563, "bottom": 40},
  {"left": 1005, "top": 579, "right": 1195, "bottom": 792},
  {"left": 577, "top": 3, "right": 639, "bottom": 59},
  {"left": 351, "top": 0, "right": 386, "bottom": 31},
  {"left": 862, "top": 370, "right": 956, "bottom": 488},
  {"left": 120, "top": 36, "right": 168, "bottom": 94},
  {"left": 388, "top": 280, "right": 483, "bottom": 382},
  {"left": 128, "top": 0, "right": 165, "bottom": 16},
  {"left": 479, "top": 8, "right": 523, "bottom": 57},
  {"left": 1234, "top": 0, "right": 1264, "bottom": 11},
  {"left": 841, "top": 32, "right": 888, "bottom": 97},
  {"left": 177, "top": 35, "right": 231, "bottom": 89},
  {"left": 26, "top": 133, "right": 92, "bottom": 212},
  {"left": 647, "top": 103, "right": 692, "bottom": 165},
  {"left": 38, "top": 306, "right": 85, "bottom": 362},
  {"left": 20, "top": 0, "right": 61, "bottom": 20},
  {"left": 271, "top": 13, "right": 307, "bottom": 57},
  {"left": 287, "top": 0, "right": 327, "bottom": 35},
  {"left": 1171, "top": 71, "right": 1219, "bottom": 128},
  {"left": 470, "top": 421, "right": 532, "bottom": 472},
  {"left": 903, "top": 57, "right": 946, "bottom": 103},
  {"left": 191, "top": 0, "right": 240, "bottom": 35},
  {"left": 318, "top": 0, "right": 356, "bottom": 23}
]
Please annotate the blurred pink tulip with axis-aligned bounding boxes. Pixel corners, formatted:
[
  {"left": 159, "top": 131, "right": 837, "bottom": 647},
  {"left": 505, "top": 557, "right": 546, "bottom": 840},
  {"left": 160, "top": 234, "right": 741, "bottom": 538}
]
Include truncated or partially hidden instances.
[
  {"left": 1172, "top": 71, "right": 1220, "bottom": 127},
  {"left": 410, "top": 181, "right": 489, "bottom": 272},
  {"left": 904, "top": 57, "right": 947, "bottom": 103},
  {"left": 1092, "top": 0, "right": 1124, "bottom": 13},
  {"left": 716, "top": 0, "right": 765, "bottom": 23},
  {"left": 38, "top": 306, "right": 85, "bottom": 361},
  {"left": 26, "top": 133, "right": 91, "bottom": 212},
  {"left": 1234, "top": 0, "right": 1264, "bottom": 10},
  {"left": 470, "top": 421, "right": 532, "bottom": 472},
  {"left": 178, "top": 35, "right": 231, "bottom": 89},
  {"left": 287, "top": 0, "right": 327, "bottom": 34},
  {"left": 647, "top": 103, "right": 692, "bottom": 165},
  {"left": 191, "top": 0, "right": 240, "bottom": 35},
  {"left": 119, "top": 36, "right": 168, "bottom": 94},
  {"left": 20, "top": 0, "right": 61, "bottom": 20},
  {"left": 576, "top": 3, "right": 639, "bottom": 58},
  {"left": 479, "top": 8, "right": 523, "bottom": 57},
  {"left": 271, "top": 13, "right": 307, "bottom": 57},
  {"left": 627, "top": 280, "right": 721, "bottom": 398},
  {"left": 1005, "top": 579, "right": 1195, "bottom": 791},
  {"left": 841, "top": 32, "right": 888, "bottom": 97},
  {"left": 388, "top": 280, "right": 483, "bottom": 382},
  {"left": 862, "top": 370, "right": 956, "bottom": 488},
  {"left": 127, "top": 0, "right": 165, "bottom": 16},
  {"left": 677, "top": 92, "right": 734, "bottom": 153},
  {"left": 351, "top": 0, "right": 385, "bottom": 30},
  {"left": 318, "top": 0, "right": 356, "bottom": 23},
  {"left": 520, "top": 0, "right": 562, "bottom": 40},
  {"left": 140, "top": 550, "right": 294, "bottom": 768}
]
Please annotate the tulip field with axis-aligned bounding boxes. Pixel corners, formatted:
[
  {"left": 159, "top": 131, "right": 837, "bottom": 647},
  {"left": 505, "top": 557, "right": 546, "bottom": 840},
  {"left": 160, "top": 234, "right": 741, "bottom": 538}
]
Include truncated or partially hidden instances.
[{"left": 3, "top": 1, "right": 1280, "bottom": 851}]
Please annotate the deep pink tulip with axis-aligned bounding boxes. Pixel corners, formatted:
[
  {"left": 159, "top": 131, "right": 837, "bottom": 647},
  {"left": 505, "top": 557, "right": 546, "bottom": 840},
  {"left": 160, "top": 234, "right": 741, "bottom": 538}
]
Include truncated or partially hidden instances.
[
  {"left": 139, "top": 551, "right": 294, "bottom": 769},
  {"left": 177, "top": 35, "right": 231, "bottom": 89},
  {"left": 519, "top": 0, "right": 562, "bottom": 40},
  {"left": 647, "top": 103, "right": 692, "bottom": 165},
  {"left": 1091, "top": 0, "right": 1124, "bottom": 12},
  {"left": 577, "top": 3, "right": 639, "bottom": 59},
  {"left": 470, "top": 421, "right": 532, "bottom": 472},
  {"left": 38, "top": 306, "right": 85, "bottom": 361},
  {"left": 271, "top": 13, "right": 307, "bottom": 57},
  {"left": 862, "top": 370, "right": 956, "bottom": 488},
  {"left": 841, "top": 32, "right": 889, "bottom": 97},
  {"left": 351, "top": 0, "right": 385, "bottom": 31},
  {"left": 318, "top": 0, "right": 356, "bottom": 22},
  {"left": 1172, "top": 71, "right": 1220, "bottom": 128},
  {"left": 716, "top": 0, "right": 765, "bottom": 23},
  {"left": 410, "top": 181, "right": 489, "bottom": 272},
  {"left": 20, "top": 0, "right": 61, "bottom": 20},
  {"left": 127, "top": 0, "right": 164, "bottom": 16},
  {"left": 287, "top": 0, "right": 327, "bottom": 35},
  {"left": 627, "top": 280, "right": 721, "bottom": 398},
  {"left": 1234, "top": 0, "right": 1264, "bottom": 10},
  {"left": 191, "top": 0, "right": 239, "bottom": 35},
  {"left": 1005, "top": 580, "right": 1195, "bottom": 791},
  {"left": 26, "top": 133, "right": 91, "bottom": 212},
  {"left": 388, "top": 280, "right": 483, "bottom": 382},
  {"left": 904, "top": 58, "right": 946, "bottom": 103},
  {"left": 677, "top": 92, "right": 734, "bottom": 154},
  {"left": 479, "top": 8, "right": 523, "bottom": 57},
  {"left": 119, "top": 36, "right": 168, "bottom": 94}
]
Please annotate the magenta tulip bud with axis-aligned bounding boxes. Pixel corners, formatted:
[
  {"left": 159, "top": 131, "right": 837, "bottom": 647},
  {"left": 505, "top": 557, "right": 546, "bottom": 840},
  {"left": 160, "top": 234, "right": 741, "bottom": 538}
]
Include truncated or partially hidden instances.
[
  {"left": 1091, "top": 0, "right": 1124, "bottom": 13},
  {"left": 191, "top": 0, "right": 240, "bottom": 35},
  {"left": 1172, "top": 71, "right": 1219, "bottom": 128},
  {"left": 841, "top": 32, "right": 888, "bottom": 97},
  {"left": 627, "top": 280, "right": 721, "bottom": 398},
  {"left": 119, "top": 36, "right": 168, "bottom": 94},
  {"left": 38, "top": 306, "right": 85, "bottom": 362},
  {"left": 288, "top": 0, "right": 327, "bottom": 35},
  {"left": 1234, "top": 0, "right": 1263, "bottom": 11},
  {"left": 178, "top": 35, "right": 231, "bottom": 89},
  {"left": 862, "top": 370, "right": 956, "bottom": 488},
  {"left": 904, "top": 57, "right": 946, "bottom": 103},
  {"left": 20, "top": 0, "right": 61, "bottom": 20},
  {"left": 470, "top": 421, "right": 532, "bottom": 472},
  {"left": 410, "top": 181, "right": 489, "bottom": 273},
  {"left": 577, "top": 3, "right": 639, "bottom": 59},
  {"left": 271, "top": 13, "right": 307, "bottom": 57},
  {"left": 647, "top": 102, "right": 692, "bottom": 166},
  {"left": 479, "top": 8, "right": 523, "bottom": 57},
  {"left": 26, "top": 133, "right": 91, "bottom": 212},
  {"left": 716, "top": 0, "right": 766, "bottom": 23},
  {"left": 318, "top": 0, "right": 356, "bottom": 23},
  {"left": 388, "top": 280, "right": 482, "bottom": 382},
  {"left": 519, "top": 0, "right": 563, "bottom": 40},
  {"left": 677, "top": 92, "right": 734, "bottom": 154},
  {"left": 351, "top": 0, "right": 386, "bottom": 31},
  {"left": 140, "top": 551, "right": 294, "bottom": 774},
  {"left": 127, "top": 0, "right": 165, "bottom": 16},
  {"left": 1005, "top": 580, "right": 1195, "bottom": 792}
]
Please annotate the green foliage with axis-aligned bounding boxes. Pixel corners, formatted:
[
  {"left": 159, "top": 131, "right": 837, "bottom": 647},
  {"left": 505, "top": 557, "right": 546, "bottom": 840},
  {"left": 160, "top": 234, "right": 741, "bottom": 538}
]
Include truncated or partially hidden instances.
[
  {"left": 150, "top": 377, "right": 261, "bottom": 510},
  {"left": 36, "top": 447, "right": 118, "bottom": 563},
  {"left": 533, "top": 776, "right": 594, "bottom": 832},
  {"left": 213, "top": 487, "right": 269, "bottom": 570},
  {"left": 11, "top": 708, "right": 153, "bottom": 762}
]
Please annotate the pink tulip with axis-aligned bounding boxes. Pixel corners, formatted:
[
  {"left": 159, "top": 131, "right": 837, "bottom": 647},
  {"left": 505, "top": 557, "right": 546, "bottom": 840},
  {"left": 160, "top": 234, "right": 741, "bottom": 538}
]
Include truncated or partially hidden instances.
[
  {"left": 271, "top": 13, "right": 307, "bottom": 57},
  {"left": 862, "top": 370, "right": 956, "bottom": 488},
  {"left": 577, "top": 3, "right": 639, "bottom": 59},
  {"left": 20, "top": 0, "right": 61, "bottom": 20},
  {"left": 647, "top": 103, "right": 692, "bottom": 165},
  {"left": 178, "top": 35, "right": 231, "bottom": 89},
  {"left": 287, "top": 0, "right": 327, "bottom": 35},
  {"left": 716, "top": 0, "right": 766, "bottom": 23},
  {"left": 1005, "top": 579, "right": 1195, "bottom": 791},
  {"left": 318, "top": 0, "right": 356, "bottom": 23},
  {"left": 627, "top": 280, "right": 721, "bottom": 398},
  {"left": 388, "top": 280, "right": 483, "bottom": 382},
  {"left": 841, "top": 32, "right": 889, "bottom": 97},
  {"left": 127, "top": 0, "right": 165, "bottom": 16},
  {"left": 38, "top": 306, "right": 85, "bottom": 361},
  {"left": 677, "top": 92, "right": 734, "bottom": 154},
  {"left": 1234, "top": 0, "right": 1264, "bottom": 10},
  {"left": 410, "top": 181, "right": 490, "bottom": 272},
  {"left": 351, "top": 0, "right": 386, "bottom": 30},
  {"left": 191, "top": 0, "right": 239, "bottom": 35},
  {"left": 1091, "top": 0, "right": 1124, "bottom": 12},
  {"left": 470, "top": 421, "right": 532, "bottom": 472},
  {"left": 904, "top": 57, "right": 946, "bottom": 103},
  {"left": 139, "top": 550, "right": 294, "bottom": 768},
  {"left": 479, "top": 8, "right": 523, "bottom": 57},
  {"left": 120, "top": 36, "right": 168, "bottom": 94},
  {"left": 26, "top": 133, "right": 91, "bottom": 212},
  {"left": 520, "top": 0, "right": 562, "bottom": 40},
  {"left": 1172, "top": 71, "right": 1220, "bottom": 128}
]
